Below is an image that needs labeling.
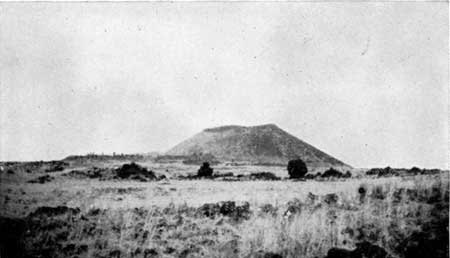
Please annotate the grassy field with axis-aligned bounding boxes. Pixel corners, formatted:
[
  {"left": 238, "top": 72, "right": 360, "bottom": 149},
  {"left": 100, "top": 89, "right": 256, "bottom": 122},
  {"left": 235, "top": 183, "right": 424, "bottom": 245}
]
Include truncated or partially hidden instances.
[{"left": 0, "top": 162, "right": 448, "bottom": 258}]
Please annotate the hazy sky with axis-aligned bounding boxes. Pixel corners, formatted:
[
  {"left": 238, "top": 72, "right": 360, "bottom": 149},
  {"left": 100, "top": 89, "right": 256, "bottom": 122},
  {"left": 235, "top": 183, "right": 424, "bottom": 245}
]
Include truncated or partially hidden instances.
[{"left": 0, "top": 3, "right": 448, "bottom": 168}]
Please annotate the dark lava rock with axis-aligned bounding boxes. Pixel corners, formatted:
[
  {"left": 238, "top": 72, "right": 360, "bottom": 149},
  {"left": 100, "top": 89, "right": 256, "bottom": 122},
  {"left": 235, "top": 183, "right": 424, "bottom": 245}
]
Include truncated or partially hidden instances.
[
  {"left": 245, "top": 251, "right": 283, "bottom": 258},
  {"left": 44, "top": 161, "right": 68, "bottom": 172},
  {"left": 284, "top": 198, "right": 303, "bottom": 218},
  {"left": 306, "top": 192, "right": 319, "bottom": 205},
  {"left": 259, "top": 204, "right": 278, "bottom": 216},
  {"left": 397, "top": 229, "right": 449, "bottom": 258},
  {"left": 427, "top": 186, "right": 443, "bottom": 204},
  {"left": 325, "top": 241, "right": 390, "bottom": 258},
  {"left": 198, "top": 201, "right": 251, "bottom": 220},
  {"left": 325, "top": 247, "right": 357, "bottom": 258},
  {"left": 354, "top": 241, "right": 389, "bottom": 258},
  {"left": 143, "top": 248, "right": 159, "bottom": 258},
  {"left": 66, "top": 167, "right": 106, "bottom": 179},
  {"left": 27, "top": 175, "right": 54, "bottom": 184},
  {"left": 220, "top": 201, "right": 237, "bottom": 215},
  {"left": 28, "top": 206, "right": 80, "bottom": 218},
  {"left": 370, "top": 186, "right": 387, "bottom": 200},
  {"left": 323, "top": 193, "right": 339, "bottom": 205},
  {"left": 0, "top": 217, "right": 27, "bottom": 258},
  {"left": 198, "top": 203, "right": 220, "bottom": 218},
  {"left": 392, "top": 188, "right": 404, "bottom": 203}
]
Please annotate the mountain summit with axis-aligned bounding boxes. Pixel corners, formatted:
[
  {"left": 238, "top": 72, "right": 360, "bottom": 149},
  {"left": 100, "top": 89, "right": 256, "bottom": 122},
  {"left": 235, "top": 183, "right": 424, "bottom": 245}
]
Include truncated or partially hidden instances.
[{"left": 167, "top": 124, "right": 350, "bottom": 168}]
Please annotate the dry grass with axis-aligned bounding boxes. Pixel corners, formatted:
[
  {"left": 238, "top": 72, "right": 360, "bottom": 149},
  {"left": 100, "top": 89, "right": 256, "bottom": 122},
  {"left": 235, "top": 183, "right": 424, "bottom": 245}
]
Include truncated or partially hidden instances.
[{"left": 0, "top": 166, "right": 448, "bottom": 258}]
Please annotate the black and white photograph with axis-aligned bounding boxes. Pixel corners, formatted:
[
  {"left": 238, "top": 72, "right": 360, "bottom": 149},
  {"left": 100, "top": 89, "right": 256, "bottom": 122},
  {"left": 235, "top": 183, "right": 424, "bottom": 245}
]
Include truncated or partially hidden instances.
[{"left": 0, "top": 2, "right": 448, "bottom": 258}]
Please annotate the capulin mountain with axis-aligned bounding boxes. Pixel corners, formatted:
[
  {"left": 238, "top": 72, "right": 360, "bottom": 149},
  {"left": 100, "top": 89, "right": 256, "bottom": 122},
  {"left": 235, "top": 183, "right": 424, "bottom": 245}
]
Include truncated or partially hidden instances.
[{"left": 166, "top": 124, "right": 350, "bottom": 168}]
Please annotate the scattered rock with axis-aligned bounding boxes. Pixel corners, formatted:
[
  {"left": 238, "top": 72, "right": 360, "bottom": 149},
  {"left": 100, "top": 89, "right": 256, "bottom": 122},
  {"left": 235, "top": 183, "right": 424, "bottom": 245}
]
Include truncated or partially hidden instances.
[
  {"left": 197, "top": 201, "right": 251, "bottom": 221},
  {"left": 325, "top": 241, "right": 390, "bottom": 258},
  {"left": 323, "top": 193, "right": 339, "bottom": 205},
  {"left": 219, "top": 239, "right": 240, "bottom": 257},
  {"left": 325, "top": 247, "right": 355, "bottom": 258},
  {"left": 284, "top": 198, "right": 303, "bottom": 218},
  {"left": 397, "top": 226, "right": 449, "bottom": 258},
  {"left": 143, "top": 248, "right": 159, "bottom": 258},
  {"left": 245, "top": 250, "right": 283, "bottom": 258},
  {"left": 392, "top": 188, "right": 404, "bottom": 203},
  {"left": 66, "top": 167, "right": 107, "bottom": 179},
  {"left": 27, "top": 175, "right": 54, "bottom": 184},
  {"left": 259, "top": 204, "right": 278, "bottom": 216},
  {"left": 306, "top": 192, "right": 319, "bottom": 205},
  {"left": 28, "top": 206, "right": 80, "bottom": 218},
  {"left": 354, "top": 241, "right": 390, "bottom": 258},
  {"left": 370, "top": 186, "right": 387, "bottom": 200}
]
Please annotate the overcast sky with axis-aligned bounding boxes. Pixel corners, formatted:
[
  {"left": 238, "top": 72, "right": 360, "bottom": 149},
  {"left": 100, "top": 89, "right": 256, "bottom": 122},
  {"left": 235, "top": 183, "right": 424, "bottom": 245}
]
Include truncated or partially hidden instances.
[{"left": 0, "top": 3, "right": 448, "bottom": 168}]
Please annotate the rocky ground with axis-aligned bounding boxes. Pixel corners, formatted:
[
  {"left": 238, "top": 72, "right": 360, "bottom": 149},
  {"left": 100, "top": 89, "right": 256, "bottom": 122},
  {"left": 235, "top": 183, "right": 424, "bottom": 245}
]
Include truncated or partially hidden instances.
[{"left": 0, "top": 161, "right": 448, "bottom": 258}]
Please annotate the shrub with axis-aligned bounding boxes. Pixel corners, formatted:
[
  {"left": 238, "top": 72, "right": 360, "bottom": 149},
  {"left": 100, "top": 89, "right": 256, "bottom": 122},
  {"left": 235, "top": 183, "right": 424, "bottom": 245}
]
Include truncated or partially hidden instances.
[
  {"left": 248, "top": 172, "right": 280, "bottom": 181},
  {"left": 287, "top": 159, "right": 308, "bottom": 179},
  {"left": 321, "top": 167, "right": 344, "bottom": 178},
  {"left": 116, "top": 163, "right": 156, "bottom": 180},
  {"left": 197, "top": 162, "right": 213, "bottom": 177}
]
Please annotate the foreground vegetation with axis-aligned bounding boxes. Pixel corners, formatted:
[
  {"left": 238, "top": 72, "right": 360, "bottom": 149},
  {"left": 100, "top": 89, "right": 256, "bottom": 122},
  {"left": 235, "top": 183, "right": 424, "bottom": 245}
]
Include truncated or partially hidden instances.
[{"left": 0, "top": 162, "right": 448, "bottom": 258}]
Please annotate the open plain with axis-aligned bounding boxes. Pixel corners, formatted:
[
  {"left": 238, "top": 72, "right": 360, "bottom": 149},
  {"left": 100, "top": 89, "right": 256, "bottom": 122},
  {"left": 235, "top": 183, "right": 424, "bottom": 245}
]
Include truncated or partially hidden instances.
[{"left": 0, "top": 160, "right": 448, "bottom": 258}]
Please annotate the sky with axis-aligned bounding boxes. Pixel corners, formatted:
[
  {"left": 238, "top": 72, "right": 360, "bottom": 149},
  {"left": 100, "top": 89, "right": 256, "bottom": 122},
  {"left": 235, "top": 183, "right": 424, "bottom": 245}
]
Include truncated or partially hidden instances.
[{"left": 0, "top": 2, "right": 448, "bottom": 168}]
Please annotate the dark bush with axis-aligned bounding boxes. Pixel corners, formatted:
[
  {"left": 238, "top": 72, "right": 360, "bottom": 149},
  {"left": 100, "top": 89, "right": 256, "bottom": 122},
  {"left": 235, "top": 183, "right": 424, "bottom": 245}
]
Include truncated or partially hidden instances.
[
  {"left": 44, "top": 162, "right": 68, "bottom": 172},
  {"left": 27, "top": 175, "right": 54, "bottom": 184},
  {"left": 287, "top": 159, "right": 308, "bottom": 179},
  {"left": 197, "top": 162, "right": 213, "bottom": 177},
  {"left": 249, "top": 172, "right": 280, "bottom": 181},
  {"left": 321, "top": 168, "right": 344, "bottom": 178},
  {"left": 116, "top": 163, "right": 156, "bottom": 180},
  {"left": 366, "top": 167, "right": 398, "bottom": 177},
  {"left": 304, "top": 173, "right": 316, "bottom": 180}
]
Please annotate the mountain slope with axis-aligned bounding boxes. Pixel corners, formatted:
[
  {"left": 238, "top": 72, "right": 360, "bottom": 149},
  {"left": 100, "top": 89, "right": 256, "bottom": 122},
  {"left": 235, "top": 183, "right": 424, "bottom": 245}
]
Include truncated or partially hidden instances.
[{"left": 167, "top": 124, "right": 350, "bottom": 168}]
